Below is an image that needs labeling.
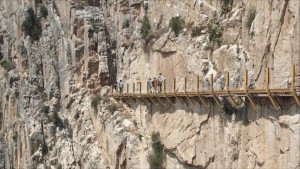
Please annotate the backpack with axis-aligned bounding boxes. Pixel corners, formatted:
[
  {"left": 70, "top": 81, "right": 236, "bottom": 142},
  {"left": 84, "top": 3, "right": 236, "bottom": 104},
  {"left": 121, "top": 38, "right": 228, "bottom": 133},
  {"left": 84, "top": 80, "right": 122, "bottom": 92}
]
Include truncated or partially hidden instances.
[{"left": 158, "top": 76, "right": 163, "bottom": 83}]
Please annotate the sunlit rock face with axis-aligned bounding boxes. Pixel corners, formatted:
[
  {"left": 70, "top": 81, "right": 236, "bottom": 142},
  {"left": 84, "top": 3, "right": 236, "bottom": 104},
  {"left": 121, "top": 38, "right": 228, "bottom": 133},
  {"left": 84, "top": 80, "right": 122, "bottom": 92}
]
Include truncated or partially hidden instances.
[{"left": 0, "top": 0, "right": 299, "bottom": 168}]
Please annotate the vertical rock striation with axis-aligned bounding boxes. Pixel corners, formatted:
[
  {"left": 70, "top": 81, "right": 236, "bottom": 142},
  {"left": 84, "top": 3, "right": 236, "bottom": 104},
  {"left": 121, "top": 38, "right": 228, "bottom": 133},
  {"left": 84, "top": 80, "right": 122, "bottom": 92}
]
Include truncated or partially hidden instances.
[{"left": 0, "top": 0, "right": 299, "bottom": 168}]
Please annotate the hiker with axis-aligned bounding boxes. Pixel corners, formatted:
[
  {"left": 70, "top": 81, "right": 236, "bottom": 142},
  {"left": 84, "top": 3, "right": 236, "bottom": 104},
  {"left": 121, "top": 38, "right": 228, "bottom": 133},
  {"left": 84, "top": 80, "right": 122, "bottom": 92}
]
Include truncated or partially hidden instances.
[
  {"left": 118, "top": 80, "right": 124, "bottom": 94},
  {"left": 148, "top": 78, "right": 153, "bottom": 93},
  {"left": 157, "top": 73, "right": 164, "bottom": 93},
  {"left": 152, "top": 77, "right": 157, "bottom": 93},
  {"left": 113, "top": 81, "right": 118, "bottom": 92}
]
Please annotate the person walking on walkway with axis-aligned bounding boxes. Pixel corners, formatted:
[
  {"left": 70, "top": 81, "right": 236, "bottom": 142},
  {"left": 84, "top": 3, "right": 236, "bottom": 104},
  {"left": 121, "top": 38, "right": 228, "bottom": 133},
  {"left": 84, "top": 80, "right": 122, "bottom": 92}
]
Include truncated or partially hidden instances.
[
  {"left": 148, "top": 78, "right": 153, "bottom": 93},
  {"left": 157, "top": 73, "right": 164, "bottom": 93},
  {"left": 152, "top": 77, "right": 157, "bottom": 93},
  {"left": 118, "top": 80, "right": 124, "bottom": 94},
  {"left": 113, "top": 81, "right": 118, "bottom": 92}
]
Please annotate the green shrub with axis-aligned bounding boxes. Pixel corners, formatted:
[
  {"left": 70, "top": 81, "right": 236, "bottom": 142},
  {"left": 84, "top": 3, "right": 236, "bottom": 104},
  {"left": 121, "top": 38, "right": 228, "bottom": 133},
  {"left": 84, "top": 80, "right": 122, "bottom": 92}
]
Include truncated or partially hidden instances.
[
  {"left": 37, "top": 86, "right": 45, "bottom": 93},
  {"left": 41, "top": 105, "right": 50, "bottom": 114},
  {"left": 221, "top": 0, "right": 233, "bottom": 14},
  {"left": 57, "top": 164, "right": 62, "bottom": 169},
  {"left": 141, "top": 16, "right": 151, "bottom": 38},
  {"left": 22, "top": 7, "right": 42, "bottom": 41},
  {"left": 246, "top": 10, "right": 256, "bottom": 29},
  {"left": 122, "top": 19, "right": 130, "bottom": 28},
  {"left": 0, "top": 59, "right": 16, "bottom": 71},
  {"left": 52, "top": 109, "right": 64, "bottom": 129},
  {"left": 191, "top": 26, "right": 203, "bottom": 37},
  {"left": 221, "top": 5, "right": 232, "bottom": 14},
  {"left": 108, "top": 102, "right": 120, "bottom": 114},
  {"left": 41, "top": 141, "right": 48, "bottom": 156},
  {"left": 40, "top": 5, "right": 48, "bottom": 18},
  {"left": 91, "top": 94, "right": 102, "bottom": 108},
  {"left": 169, "top": 16, "right": 184, "bottom": 37},
  {"left": 148, "top": 132, "right": 164, "bottom": 169},
  {"left": 208, "top": 17, "right": 223, "bottom": 45}
]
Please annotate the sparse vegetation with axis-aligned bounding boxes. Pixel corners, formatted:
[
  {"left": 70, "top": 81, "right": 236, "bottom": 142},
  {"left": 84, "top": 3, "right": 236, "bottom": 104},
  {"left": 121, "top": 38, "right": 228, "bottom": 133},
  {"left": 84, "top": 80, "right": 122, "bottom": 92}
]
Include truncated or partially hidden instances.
[
  {"left": 141, "top": 16, "right": 151, "bottom": 39},
  {"left": 221, "top": 0, "right": 233, "bottom": 15},
  {"left": 0, "top": 59, "right": 16, "bottom": 71},
  {"left": 169, "top": 16, "right": 184, "bottom": 37},
  {"left": 52, "top": 109, "right": 64, "bottom": 129},
  {"left": 208, "top": 16, "right": 223, "bottom": 46},
  {"left": 91, "top": 94, "right": 102, "bottom": 108},
  {"left": 148, "top": 132, "right": 164, "bottom": 169},
  {"left": 191, "top": 26, "right": 203, "bottom": 37},
  {"left": 40, "top": 5, "right": 48, "bottom": 18},
  {"left": 108, "top": 102, "right": 120, "bottom": 114},
  {"left": 122, "top": 19, "right": 130, "bottom": 28},
  {"left": 221, "top": 5, "right": 232, "bottom": 15},
  {"left": 41, "top": 105, "right": 50, "bottom": 114},
  {"left": 57, "top": 164, "right": 62, "bottom": 169},
  {"left": 41, "top": 141, "right": 48, "bottom": 156},
  {"left": 246, "top": 9, "right": 256, "bottom": 29},
  {"left": 22, "top": 7, "right": 42, "bottom": 41},
  {"left": 37, "top": 86, "right": 45, "bottom": 93}
]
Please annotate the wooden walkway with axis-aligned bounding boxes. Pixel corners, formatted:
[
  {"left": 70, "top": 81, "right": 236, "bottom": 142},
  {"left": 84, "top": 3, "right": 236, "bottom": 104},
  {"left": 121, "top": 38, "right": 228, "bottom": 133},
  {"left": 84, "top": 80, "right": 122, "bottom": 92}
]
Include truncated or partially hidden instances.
[{"left": 111, "top": 65, "right": 300, "bottom": 110}]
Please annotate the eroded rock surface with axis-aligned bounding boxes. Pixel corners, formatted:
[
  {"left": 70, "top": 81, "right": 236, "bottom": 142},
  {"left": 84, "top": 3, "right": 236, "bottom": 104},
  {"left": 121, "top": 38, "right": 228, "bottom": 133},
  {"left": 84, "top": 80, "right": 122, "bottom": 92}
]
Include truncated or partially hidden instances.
[{"left": 0, "top": 0, "right": 299, "bottom": 168}]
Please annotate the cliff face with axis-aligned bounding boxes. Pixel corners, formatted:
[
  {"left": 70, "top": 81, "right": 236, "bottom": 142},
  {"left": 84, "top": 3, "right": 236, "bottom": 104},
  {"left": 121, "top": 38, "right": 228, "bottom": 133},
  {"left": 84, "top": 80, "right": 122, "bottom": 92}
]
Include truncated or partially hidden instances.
[{"left": 0, "top": 0, "right": 299, "bottom": 169}]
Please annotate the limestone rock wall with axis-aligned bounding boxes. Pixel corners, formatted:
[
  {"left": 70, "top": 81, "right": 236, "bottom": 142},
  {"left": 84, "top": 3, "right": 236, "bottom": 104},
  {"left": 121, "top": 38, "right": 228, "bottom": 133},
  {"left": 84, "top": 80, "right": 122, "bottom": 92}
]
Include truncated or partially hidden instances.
[{"left": 0, "top": 0, "right": 299, "bottom": 169}]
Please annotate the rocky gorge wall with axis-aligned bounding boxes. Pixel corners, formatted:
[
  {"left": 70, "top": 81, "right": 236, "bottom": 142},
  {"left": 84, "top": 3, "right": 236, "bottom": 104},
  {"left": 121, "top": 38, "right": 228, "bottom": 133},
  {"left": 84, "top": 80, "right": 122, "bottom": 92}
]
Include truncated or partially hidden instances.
[{"left": 0, "top": 0, "right": 299, "bottom": 169}]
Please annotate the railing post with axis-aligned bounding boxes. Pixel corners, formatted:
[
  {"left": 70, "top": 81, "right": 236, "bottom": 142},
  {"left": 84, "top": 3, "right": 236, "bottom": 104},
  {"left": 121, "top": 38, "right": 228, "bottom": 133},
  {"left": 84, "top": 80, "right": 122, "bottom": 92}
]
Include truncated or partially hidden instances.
[
  {"left": 184, "top": 77, "right": 187, "bottom": 93},
  {"left": 197, "top": 75, "right": 199, "bottom": 94},
  {"left": 291, "top": 64, "right": 295, "bottom": 90},
  {"left": 133, "top": 82, "right": 135, "bottom": 94},
  {"left": 265, "top": 67, "right": 269, "bottom": 91},
  {"left": 265, "top": 67, "right": 280, "bottom": 110},
  {"left": 140, "top": 82, "right": 142, "bottom": 95},
  {"left": 226, "top": 72, "right": 229, "bottom": 93},
  {"left": 173, "top": 78, "right": 176, "bottom": 94},
  {"left": 147, "top": 80, "right": 149, "bottom": 94},
  {"left": 244, "top": 70, "right": 248, "bottom": 92},
  {"left": 291, "top": 64, "right": 300, "bottom": 108},
  {"left": 164, "top": 79, "right": 166, "bottom": 94},
  {"left": 127, "top": 83, "right": 129, "bottom": 94},
  {"left": 210, "top": 74, "right": 213, "bottom": 94}
]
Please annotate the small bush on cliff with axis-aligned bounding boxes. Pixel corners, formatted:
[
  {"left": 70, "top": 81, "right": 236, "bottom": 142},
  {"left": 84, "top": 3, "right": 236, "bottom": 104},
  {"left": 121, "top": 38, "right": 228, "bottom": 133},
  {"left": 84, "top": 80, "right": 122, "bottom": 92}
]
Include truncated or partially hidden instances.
[
  {"left": 91, "top": 94, "right": 104, "bottom": 108},
  {"left": 57, "top": 164, "right": 62, "bottom": 169},
  {"left": 191, "top": 26, "right": 203, "bottom": 37},
  {"left": 221, "top": 0, "right": 233, "bottom": 15},
  {"left": 148, "top": 132, "right": 164, "bottom": 169},
  {"left": 41, "top": 141, "right": 48, "bottom": 156},
  {"left": 169, "top": 16, "right": 184, "bottom": 37},
  {"left": 246, "top": 9, "right": 256, "bottom": 29},
  {"left": 141, "top": 16, "right": 151, "bottom": 39},
  {"left": 208, "top": 16, "right": 223, "bottom": 45},
  {"left": 41, "top": 105, "right": 50, "bottom": 114},
  {"left": 108, "top": 102, "right": 121, "bottom": 114},
  {"left": 22, "top": 7, "right": 42, "bottom": 41},
  {"left": 51, "top": 109, "right": 64, "bottom": 129},
  {"left": 40, "top": 5, "right": 48, "bottom": 18},
  {"left": 0, "top": 59, "right": 16, "bottom": 71},
  {"left": 122, "top": 19, "right": 130, "bottom": 29}
]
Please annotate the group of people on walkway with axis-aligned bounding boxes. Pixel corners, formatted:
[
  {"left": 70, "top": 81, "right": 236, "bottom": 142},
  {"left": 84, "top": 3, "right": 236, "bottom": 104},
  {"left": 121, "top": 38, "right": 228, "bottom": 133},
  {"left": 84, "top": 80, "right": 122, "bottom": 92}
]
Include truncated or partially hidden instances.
[
  {"left": 114, "top": 73, "right": 165, "bottom": 94},
  {"left": 148, "top": 73, "right": 165, "bottom": 93}
]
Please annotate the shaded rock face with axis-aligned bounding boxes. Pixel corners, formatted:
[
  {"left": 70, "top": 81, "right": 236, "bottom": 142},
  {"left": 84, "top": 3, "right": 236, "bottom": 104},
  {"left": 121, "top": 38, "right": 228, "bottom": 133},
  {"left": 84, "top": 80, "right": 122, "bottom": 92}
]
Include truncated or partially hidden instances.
[{"left": 0, "top": 0, "right": 299, "bottom": 169}]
